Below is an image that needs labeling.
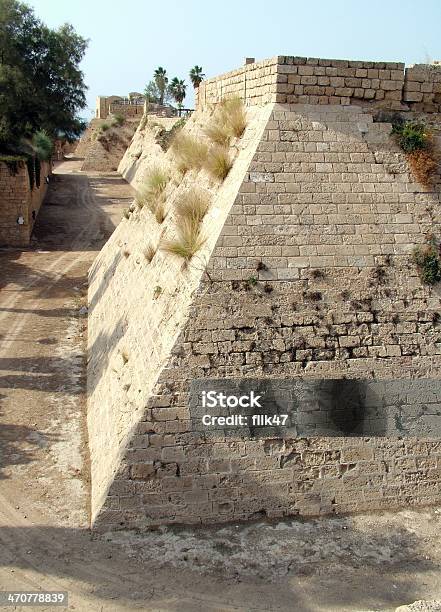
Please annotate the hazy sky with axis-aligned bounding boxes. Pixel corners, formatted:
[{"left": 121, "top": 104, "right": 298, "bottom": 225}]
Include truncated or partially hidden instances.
[{"left": 28, "top": 0, "right": 441, "bottom": 118}]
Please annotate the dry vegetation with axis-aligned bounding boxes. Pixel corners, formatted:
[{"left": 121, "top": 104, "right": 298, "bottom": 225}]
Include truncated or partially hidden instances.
[
  {"left": 205, "top": 145, "right": 232, "bottom": 180},
  {"left": 171, "top": 133, "right": 208, "bottom": 173},
  {"left": 175, "top": 189, "right": 209, "bottom": 223},
  {"left": 392, "top": 118, "right": 439, "bottom": 187},
  {"left": 408, "top": 149, "right": 439, "bottom": 187},
  {"left": 132, "top": 97, "right": 246, "bottom": 265},
  {"left": 219, "top": 97, "right": 247, "bottom": 138},
  {"left": 136, "top": 168, "right": 169, "bottom": 223},
  {"left": 144, "top": 244, "right": 156, "bottom": 263},
  {"left": 160, "top": 217, "right": 206, "bottom": 262},
  {"left": 204, "top": 97, "right": 247, "bottom": 147}
]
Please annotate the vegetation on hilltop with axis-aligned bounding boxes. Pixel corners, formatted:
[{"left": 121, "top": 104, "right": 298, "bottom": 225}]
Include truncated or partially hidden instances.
[{"left": 144, "top": 65, "right": 205, "bottom": 113}]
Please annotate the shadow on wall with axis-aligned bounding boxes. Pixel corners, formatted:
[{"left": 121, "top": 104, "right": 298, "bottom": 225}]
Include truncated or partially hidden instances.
[
  {"left": 88, "top": 250, "right": 123, "bottom": 310},
  {"left": 87, "top": 316, "right": 126, "bottom": 398}
]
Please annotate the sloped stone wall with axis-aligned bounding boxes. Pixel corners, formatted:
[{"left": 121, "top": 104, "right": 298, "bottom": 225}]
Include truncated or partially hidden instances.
[
  {"left": 87, "top": 105, "right": 272, "bottom": 521},
  {"left": 89, "top": 100, "right": 441, "bottom": 530}
]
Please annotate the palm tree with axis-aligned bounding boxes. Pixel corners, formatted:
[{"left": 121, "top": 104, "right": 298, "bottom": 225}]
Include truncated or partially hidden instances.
[
  {"left": 170, "top": 77, "right": 187, "bottom": 115},
  {"left": 154, "top": 67, "right": 168, "bottom": 105},
  {"left": 189, "top": 65, "right": 205, "bottom": 89}
]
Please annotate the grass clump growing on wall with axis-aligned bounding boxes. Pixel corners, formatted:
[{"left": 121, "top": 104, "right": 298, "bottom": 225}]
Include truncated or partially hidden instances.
[
  {"left": 204, "top": 121, "right": 231, "bottom": 146},
  {"left": 136, "top": 168, "right": 169, "bottom": 222},
  {"left": 220, "top": 97, "right": 247, "bottom": 139},
  {"left": 407, "top": 149, "right": 438, "bottom": 187},
  {"left": 205, "top": 145, "right": 232, "bottom": 180},
  {"left": 392, "top": 120, "right": 429, "bottom": 153},
  {"left": 171, "top": 132, "right": 208, "bottom": 172},
  {"left": 144, "top": 244, "right": 156, "bottom": 262},
  {"left": 176, "top": 189, "right": 210, "bottom": 223},
  {"left": 147, "top": 198, "right": 166, "bottom": 223},
  {"left": 413, "top": 241, "right": 441, "bottom": 285},
  {"left": 160, "top": 218, "right": 206, "bottom": 262},
  {"left": 204, "top": 97, "right": 247, "bottom": 146},
  {"left": 392, "top": 118, "right": 438, "bottom": 186}
]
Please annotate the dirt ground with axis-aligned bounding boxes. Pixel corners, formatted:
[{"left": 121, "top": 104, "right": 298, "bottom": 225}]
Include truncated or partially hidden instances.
[{"left": 0, "top": 158, "right": 441, "bottom": 612}]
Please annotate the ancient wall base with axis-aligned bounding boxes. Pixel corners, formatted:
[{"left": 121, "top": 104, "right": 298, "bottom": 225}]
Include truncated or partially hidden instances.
[{"left": 88, "top": 57, "right": 441, "bottom": 530}]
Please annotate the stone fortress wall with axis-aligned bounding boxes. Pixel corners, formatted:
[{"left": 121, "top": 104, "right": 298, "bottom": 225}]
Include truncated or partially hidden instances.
[
  {"left": 197, "top": 56, "right": 441, "bottom": 112},
  {"left": 88, "top": 56, "right": 441, "bottom": 530},
  {"left": 0, "top": 160, "right": 51, "bottom": 246}
]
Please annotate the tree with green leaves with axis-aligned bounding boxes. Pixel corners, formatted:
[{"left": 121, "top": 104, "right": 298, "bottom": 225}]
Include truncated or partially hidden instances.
[
  {"left": 189, "top": 65, "right": 205, "bottom": 88},
  {"left": 153, "top": 66, "right": 168, "bottom": 105},
  {"left": 169, "top": 78, "right": 187, "bottom": 114},
  {"left": 0, "top": 0, "right": 88, "bottom": 153}
]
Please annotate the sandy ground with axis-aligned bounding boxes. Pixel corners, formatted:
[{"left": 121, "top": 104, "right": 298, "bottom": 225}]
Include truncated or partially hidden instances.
[{"left": 0, "top": 158, "right": 440, "bottom": 612}]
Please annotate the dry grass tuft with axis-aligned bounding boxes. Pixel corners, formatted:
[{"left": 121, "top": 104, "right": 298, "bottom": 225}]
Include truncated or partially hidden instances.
[
  {"left": 219, "top": 97, "right": 247, "bottom": 138},
  {"left": 408, "top": 149, "right": 438, "bottom": 187},
  {"left": 204, "top": 97, "right": 247, "bottom": 147},
  {"left": 144, "top": 244, "right": 156, "bottom": 263},
  {"left": 160, "top": 218, "right": 206, "bottom": 262},
  {"left": 147, "top": 197, "right": 166, "bottom": 223},
  {"left": 204, "top": 121, "right": 231, "bottom": 147},
  {"left": 204, "top": 146, "right": 232, "bottom": 180},
  {"left": 171, "top": 133, "right": 208, "bottom": 172},
  {"left": 136, "top": 168, "right": 169, "bottom": 222},
  {"left": 176, "top": 189, "right": 210, "bottom": 223}
]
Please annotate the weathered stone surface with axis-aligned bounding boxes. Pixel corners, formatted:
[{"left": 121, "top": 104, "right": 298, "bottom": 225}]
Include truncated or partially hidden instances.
[
  {"left": 0, "top": 160, "right": 51, "bottom": 246},
  {"left": 88, "top": 59, "right": 441, "bottom": 531}
]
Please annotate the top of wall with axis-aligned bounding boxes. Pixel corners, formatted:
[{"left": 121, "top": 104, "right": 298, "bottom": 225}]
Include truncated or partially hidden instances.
[{"left": 196, "top": 56, "right": 441, "bottom": 113}]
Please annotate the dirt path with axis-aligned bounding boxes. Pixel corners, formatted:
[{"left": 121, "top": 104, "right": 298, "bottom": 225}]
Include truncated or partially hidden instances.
[{"left": 0, "top": 158, "right": 441, "bottom": 612}]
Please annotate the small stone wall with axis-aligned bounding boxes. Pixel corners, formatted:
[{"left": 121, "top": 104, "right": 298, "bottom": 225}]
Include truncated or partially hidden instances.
[
  {"left": 0, "top": 159, "right": 51, "bottom": 246},
  {"left": 405, "top": 64, "right": 441, "bottom": 111},
  {"left": 109, "top": 104, "right": 144, "bottom": 118}
]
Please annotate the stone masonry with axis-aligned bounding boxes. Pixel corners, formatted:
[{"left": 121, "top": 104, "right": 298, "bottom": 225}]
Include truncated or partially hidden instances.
[
  {"left": 197, "top": 56, "right": 441, "bottom": 113},
  {"left": 0, "top": 159, "right": 51, "bottom": 246},
  {"left": 88, "top": 57, "right": 441, "bottom": 530}
]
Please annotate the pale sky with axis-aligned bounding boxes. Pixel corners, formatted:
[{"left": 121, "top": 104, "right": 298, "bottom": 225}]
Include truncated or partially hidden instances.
[{"left": 28, "top": 0, "right": 441, "bottom": 118}]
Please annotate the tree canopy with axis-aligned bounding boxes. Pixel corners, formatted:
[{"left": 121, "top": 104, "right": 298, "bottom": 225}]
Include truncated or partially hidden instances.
[{"left": 0, "top": 0, "right": 88, "bottom": 152}]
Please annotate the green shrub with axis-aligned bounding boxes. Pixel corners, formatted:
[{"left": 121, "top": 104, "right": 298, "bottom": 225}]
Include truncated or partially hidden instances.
[
  {"left": 112, "top": 113, "right": 125, "bottom": 126},
  {"left": 100, "top": 122, "right": 110, "bottom": 132},
  {"left": 32, "top": 130, "right": 53, "bottom": 161},
  {"left": 413, "top": 244, "right": 441, "bottom": 284},
  {"left": 393, "top": 120, "right": 429, "bottom": 152}
]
